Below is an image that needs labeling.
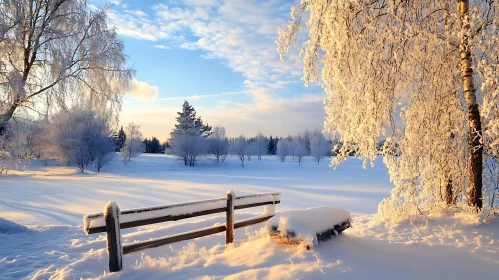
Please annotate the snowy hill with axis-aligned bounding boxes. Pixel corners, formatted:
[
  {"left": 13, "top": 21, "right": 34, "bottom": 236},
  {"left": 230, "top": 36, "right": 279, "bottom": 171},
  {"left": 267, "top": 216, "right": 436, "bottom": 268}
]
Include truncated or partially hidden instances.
[{"left": 1, "top": 154, "right": 498, "bottom": 279}]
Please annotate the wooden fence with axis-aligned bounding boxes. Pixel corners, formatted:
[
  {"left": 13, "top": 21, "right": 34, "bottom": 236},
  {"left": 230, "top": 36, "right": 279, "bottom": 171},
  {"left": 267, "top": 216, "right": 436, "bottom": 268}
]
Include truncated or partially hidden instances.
[{"left": 83, "top": 191, "right": 281, "bottom": 272}]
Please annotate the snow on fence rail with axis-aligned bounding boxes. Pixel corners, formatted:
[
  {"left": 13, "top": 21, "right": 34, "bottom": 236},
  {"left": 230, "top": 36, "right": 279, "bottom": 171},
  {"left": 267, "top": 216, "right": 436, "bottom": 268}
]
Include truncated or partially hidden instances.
[{"left": 82, "top": 191, "right": 281, "bottom": 273}]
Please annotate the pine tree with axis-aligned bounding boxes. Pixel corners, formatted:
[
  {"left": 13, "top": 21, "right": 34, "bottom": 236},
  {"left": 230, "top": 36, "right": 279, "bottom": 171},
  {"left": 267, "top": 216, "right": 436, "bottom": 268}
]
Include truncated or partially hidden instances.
[
  {"left": 116, "top": 126, "right": 126, "bottom": 152},
  {"left": 170, "top": 101, "right": 212, "bottom": 166},
  {"left": 268, "top": 136, "right": 275, "bottom": 155}
]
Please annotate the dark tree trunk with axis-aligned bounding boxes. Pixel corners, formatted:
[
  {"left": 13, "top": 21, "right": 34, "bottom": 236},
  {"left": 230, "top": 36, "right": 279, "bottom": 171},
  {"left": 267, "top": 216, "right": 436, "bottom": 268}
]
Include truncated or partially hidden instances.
[
  {"left": 445, "top": 179, "right": 454, "bottom": 205},
  {"left": 0, "top": 104, "right": 18, "bottom": 136},
  {"left": 468, "top": 104, "right": 483, "bottom": 209}
]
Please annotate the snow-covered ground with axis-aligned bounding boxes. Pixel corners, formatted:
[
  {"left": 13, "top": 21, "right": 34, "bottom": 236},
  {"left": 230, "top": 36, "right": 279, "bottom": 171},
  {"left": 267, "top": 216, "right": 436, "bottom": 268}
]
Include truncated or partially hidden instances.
[{"left": 1, "top": 154, "right": 498, "bottom": 279}]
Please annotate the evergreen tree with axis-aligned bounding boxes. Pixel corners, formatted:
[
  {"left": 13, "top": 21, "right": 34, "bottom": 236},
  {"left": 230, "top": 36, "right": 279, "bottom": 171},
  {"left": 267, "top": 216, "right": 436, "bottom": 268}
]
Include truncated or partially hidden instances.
[
  {"left": 268, "top": 136, "right": 274, "bottom": 155},
  {"left": 150, "top": 137, "right": 161, "bottom": 153},
  {"left": 115, "top": 126, "right": 126, "bottom": 152},
  {"left": 174, "top": 101, "right": 212, "bottom": 138},
  {"left": 143, "top": 138, "right": 150, "bottom": 153},
  {"left": 143, "top": 136, "right": 163, "bottom": 153},
  {"left": 170, "top": 101, "right": 212, "bottom": 166}
]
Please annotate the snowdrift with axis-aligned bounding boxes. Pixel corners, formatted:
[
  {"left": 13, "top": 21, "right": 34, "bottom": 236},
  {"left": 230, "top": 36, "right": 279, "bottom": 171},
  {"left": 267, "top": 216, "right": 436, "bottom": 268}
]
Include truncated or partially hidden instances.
[{"left": 0, "top": 217, "right": 31, "bottom": 235}]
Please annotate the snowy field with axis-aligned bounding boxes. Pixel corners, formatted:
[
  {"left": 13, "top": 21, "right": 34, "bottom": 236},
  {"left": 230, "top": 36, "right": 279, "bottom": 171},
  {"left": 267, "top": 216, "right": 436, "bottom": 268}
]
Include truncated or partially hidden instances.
[{"left": 1, "top": 154, "right": 498, "bottom": 279}]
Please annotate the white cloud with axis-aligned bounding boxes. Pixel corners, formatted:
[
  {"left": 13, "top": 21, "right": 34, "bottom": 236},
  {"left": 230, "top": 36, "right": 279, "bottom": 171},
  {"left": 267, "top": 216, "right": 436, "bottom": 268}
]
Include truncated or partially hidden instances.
[
  {"left": 184, "top": 0, "right": 219, "bottom": 7},
  {"left": 153, "top": 44, "right": 170, "bottom": 49},
  {"left": 127, "top": 79, "right": 159, "bottom": 100}
]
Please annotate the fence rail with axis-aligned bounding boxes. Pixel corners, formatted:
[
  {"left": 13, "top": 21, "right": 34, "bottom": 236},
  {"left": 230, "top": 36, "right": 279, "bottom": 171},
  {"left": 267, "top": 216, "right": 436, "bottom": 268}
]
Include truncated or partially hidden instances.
[{"left": 82, "top": 191, "right": 281, "bottom": 272}]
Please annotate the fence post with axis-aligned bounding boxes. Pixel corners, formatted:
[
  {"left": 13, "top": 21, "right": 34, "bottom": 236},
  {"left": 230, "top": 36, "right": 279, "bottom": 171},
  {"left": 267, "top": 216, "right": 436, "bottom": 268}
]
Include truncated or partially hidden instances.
[
  {"left": 105, "top": 201, "right": 123, "bottom": 272},
  {"left": 226, "top": 190, "right": 235, "bottom": 244}
]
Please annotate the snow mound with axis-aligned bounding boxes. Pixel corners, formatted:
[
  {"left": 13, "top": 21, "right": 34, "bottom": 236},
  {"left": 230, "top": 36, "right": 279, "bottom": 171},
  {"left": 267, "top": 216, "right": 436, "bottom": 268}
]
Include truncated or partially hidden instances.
[
  {"left": 0, "top": 217, "right": 31, "bottom": 234},
  {"left": 266, "top": 207, "right": 351, "bottom": 247}
]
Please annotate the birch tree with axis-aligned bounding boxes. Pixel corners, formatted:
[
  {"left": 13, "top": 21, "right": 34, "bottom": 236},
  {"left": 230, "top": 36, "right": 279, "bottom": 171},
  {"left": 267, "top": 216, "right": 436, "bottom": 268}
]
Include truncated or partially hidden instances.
[
  {"left": 276, "top": 138, "right": 290, "bottom": 162},
  {"left": 255, "top": 132, "right": 268, "bottom": 160},
  {"left": 310, "top": 131, "right": 329, "bottom": 165},
  {"left": 294, "top": 138, "right": 308, "bottom": 166},
  {"left": 121, "top": 122, "right": 143, "bottom": 164},
  {"left": 208, "top": 125, "right": 229, "bottom": 165},
  {"left": 278, "top": 0, "right": 499, "bottom": 218},
  {"left": 0, "top": 0, "right": 134, "bottom": 136},
  {"left": 230, "top": 135, "right": 248, "bottom": 168}
]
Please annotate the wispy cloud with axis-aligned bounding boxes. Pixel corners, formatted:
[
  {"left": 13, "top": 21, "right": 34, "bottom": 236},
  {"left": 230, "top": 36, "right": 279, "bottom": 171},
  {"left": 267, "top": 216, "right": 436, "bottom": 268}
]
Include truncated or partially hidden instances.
[
  {"left": 153, "top": 44, "right": 170, "bottom": 49},
  {"left": 106, "top": 0, "right": 306, "bottom": 96},
  {"left": 125, "top": 90, "right": 248, "bottom": 103}
]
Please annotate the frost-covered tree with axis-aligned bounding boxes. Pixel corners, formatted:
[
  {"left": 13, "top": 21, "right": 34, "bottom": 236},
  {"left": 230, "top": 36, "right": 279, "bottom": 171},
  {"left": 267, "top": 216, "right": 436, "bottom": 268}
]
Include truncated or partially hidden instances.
[
  {"left": 52, "top": 108, "right": 113, "bottom": 172},
  {"left": 0, "top": 0, "right": 134, "bottom": 136},
  {"left": 255, "top": 132, "right": 268, "bottom": 160},
  {"left": 276, "top": 138, "right": 290, "bottom": 162},
  {"left": 310, "top": 131, "right": 330, "bottom": 165},
  {"left": 121, "top": 123, "right": 143, "bottom": 164},
  {"left": 170, "top": 101, "right": 211, "bottom": 166},
  {"left": 246, "top": 141, "right": 258, "bottom": 161},
  {"left": 230, "top": 135, "right": 248, "bottom": 167},
  {"left": 278, "top": 0, "right": 499, "bottom": 217},
  {"left": 0, "top": 120, "right": 30, "bottom": 174},
  {"left": 208, "top": 125, "right": 229, "bottom": 165},
  {"left": 294, "top": 138, "right": 308, "bottom": 166}
]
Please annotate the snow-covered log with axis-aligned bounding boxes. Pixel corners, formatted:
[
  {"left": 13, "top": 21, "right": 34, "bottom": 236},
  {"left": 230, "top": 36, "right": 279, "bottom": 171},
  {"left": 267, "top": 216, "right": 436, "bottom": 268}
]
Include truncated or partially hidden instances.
[{"left": 266, "top": 207, "right": 351, "bottom": 248}]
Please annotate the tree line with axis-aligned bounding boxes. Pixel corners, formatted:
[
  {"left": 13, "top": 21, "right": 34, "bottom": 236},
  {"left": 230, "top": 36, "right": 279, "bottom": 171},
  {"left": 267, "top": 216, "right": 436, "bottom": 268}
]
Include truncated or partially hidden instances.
[{"left": 168, "top": 101, "right": 336, "bottom": 167}]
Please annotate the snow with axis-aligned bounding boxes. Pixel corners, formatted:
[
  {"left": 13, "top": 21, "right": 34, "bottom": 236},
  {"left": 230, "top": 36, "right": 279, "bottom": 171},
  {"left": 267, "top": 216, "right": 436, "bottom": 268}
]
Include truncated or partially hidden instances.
[
  {"left": 0, "top": 217, "right": 31, "bottom": 234},
  {"left": 266, "top": 207, "right": 351, "bottom": 247},
  {"left": 1, "top": 154, "right": 498, "bottom": 279},
  {"left": 234, "top": 192, "right": 281, "bottom": 207}
]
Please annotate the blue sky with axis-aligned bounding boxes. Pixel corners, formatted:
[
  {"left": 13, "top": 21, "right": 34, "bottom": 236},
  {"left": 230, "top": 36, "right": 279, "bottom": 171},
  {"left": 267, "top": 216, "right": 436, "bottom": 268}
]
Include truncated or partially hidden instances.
[{"left": 90, "top": 0, "right": 325, "bottom": 140}]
